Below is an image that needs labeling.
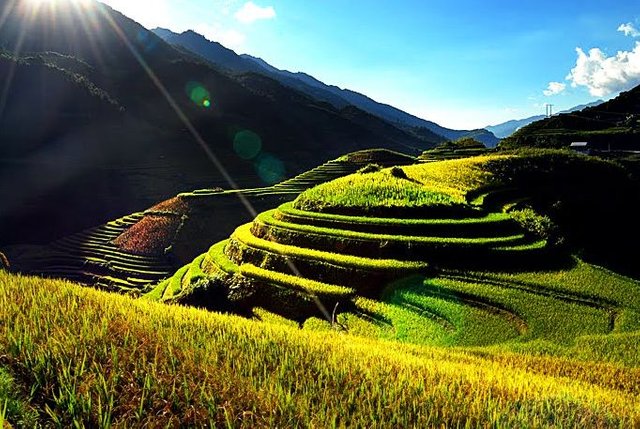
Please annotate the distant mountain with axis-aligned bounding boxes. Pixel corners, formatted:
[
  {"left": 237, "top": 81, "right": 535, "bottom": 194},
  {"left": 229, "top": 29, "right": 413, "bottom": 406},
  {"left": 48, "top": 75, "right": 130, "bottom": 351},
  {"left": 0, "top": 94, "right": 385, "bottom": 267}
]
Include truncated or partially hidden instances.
[
  {"left": 500, "top": 88, "right": 640, "bottom": 150},
  {"left": 486, "top": 101, "right": 604, "bottom": 139},
  {"left": 0, "top": 0, "right": 435, "bottom": 245},
  {"left": 153, "top": 28, "right": 499, "bottom": 147}
]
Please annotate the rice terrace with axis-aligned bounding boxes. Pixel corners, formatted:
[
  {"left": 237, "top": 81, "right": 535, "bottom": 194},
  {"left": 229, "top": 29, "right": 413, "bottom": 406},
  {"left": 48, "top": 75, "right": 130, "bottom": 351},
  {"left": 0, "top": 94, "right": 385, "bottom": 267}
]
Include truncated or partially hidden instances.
[{"left": 2, "top": 0, "right": 640, "bottom": 427}]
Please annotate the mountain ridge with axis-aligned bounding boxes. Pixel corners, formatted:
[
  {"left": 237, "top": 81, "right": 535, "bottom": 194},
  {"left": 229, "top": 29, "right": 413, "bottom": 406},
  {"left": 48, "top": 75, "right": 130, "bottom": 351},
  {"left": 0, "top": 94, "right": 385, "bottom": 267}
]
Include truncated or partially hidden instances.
[
  {"left": 500, "top": 86, "right": 640, "bottom": 149},
  {"left": 0, "top": 0, "right": 435, "bottom": 245},
  {"left": 152, "top": 28, "right": 499, "bottom": 147}
]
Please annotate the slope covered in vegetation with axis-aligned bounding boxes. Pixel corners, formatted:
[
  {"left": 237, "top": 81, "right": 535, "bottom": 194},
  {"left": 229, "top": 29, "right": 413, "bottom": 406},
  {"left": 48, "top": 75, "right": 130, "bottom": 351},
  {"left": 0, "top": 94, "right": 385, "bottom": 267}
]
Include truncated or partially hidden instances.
[
  {"left": 500, "top": 84, "right": 640, "bottom": 150},
  {"left": 0, "top": 1, "right": 438, "bottom": 246},
  {"left": 6, "top": 149, "right": 417, "bottom": 294},
  {"left": 2, "top": 150, "right": 640, "bottom": 426},
  {"left": 150, "top": 150, "right": 640, "bottom": 348},
  {"left": 1, "top": 271, "right": 639, "bottom": 427}
]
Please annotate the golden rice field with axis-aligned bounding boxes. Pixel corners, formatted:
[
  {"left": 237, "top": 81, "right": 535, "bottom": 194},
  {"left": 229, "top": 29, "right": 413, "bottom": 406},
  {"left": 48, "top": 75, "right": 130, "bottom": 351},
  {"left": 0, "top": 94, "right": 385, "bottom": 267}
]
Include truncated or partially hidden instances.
[
  {"left": 1, "top": 271, "right": 640, "bottom": 428},
  {"left": 2, "top": 150, "right": 639, "bottom": 427}
]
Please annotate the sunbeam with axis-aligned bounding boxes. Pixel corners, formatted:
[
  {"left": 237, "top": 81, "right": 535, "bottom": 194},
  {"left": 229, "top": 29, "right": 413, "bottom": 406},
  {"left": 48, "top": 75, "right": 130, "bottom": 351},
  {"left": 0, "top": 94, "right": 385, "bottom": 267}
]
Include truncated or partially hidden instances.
[
  {"left": 0, "top": 3, "right": 29, "bottom": 120},
  {"left": 93, "top": 3, "right": 334, "bottom": 323},
  {"left": 0, "top": 0, "right": 334, "bottom": 323}
]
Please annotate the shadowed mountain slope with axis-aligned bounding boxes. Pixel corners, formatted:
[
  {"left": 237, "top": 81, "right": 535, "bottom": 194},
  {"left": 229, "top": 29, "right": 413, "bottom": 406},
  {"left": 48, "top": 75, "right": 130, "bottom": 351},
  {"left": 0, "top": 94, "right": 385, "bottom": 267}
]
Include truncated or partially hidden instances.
[
  {"left": 153, "top": 28, "right": 499, "bottom": 147},
  {"left": 0, "top": 0, "right": 433, "bottom": 245}
]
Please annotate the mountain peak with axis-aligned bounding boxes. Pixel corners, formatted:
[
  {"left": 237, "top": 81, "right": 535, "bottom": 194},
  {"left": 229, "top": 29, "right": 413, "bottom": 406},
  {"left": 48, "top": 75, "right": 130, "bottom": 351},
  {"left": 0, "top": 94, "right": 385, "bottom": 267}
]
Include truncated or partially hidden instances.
[
  {"left": 151, "top": 27, "right": 178, "bottom": 38},
  {"left": 181, "top": 29, "right": 207, "bottom": 39}
]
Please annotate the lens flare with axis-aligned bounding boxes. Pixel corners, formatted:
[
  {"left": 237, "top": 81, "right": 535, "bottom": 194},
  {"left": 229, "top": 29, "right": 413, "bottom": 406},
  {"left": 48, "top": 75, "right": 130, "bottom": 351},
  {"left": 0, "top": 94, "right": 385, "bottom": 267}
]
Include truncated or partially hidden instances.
[
  {"left": 84, "top": 4, "right": 334, "bottom": 324},
  {"left": 185, "top": 81, "right": 212, "bottom": 108},
  {"left": 255, "top": 153, "right": 285, "bottom": 185},
  {"left": 233, "top": 130, "right": 262, "bottom": 160}
]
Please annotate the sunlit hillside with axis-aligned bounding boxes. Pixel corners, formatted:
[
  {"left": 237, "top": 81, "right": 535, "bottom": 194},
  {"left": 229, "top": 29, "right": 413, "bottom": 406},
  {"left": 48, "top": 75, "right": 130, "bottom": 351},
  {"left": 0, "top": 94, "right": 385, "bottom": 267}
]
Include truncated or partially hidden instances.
[
  {"left": 2, "top": 0, "right": 640, "bottom": 427},
  {"left": 1, "top": 271, "right": 640, "bottom": 427}
]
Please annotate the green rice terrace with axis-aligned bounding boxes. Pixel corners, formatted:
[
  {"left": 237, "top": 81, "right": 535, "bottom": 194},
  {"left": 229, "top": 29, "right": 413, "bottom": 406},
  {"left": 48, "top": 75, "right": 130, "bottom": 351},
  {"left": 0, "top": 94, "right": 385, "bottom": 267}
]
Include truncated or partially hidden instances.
[
  {"left": 5, "top": 149, "right": 417, "bottom": 293},
  {"left": 2, "top": 148, "right": 640, "bottom": 427},
  {"left": 146, "top": 149, "right": 640, "bottom": 350}
]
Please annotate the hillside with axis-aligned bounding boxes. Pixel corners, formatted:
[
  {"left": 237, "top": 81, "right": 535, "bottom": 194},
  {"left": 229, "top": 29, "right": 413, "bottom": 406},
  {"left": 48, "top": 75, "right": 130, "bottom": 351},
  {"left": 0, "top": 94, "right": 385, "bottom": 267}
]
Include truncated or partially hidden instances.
[
  {"left": 149, "top": 151, "right": 640, "bottom": 323},
  {"left": 0, "top": 0, "right": 433, "bottom": 246},
  {"left": 5, "top": 149, "right": 418, "bottom": 293},
  {"left": 501, "top": 86, "right": 640, "bottom": 149},
  {"left": 152, "top": 28, "right": 499, "bottom": 147},
  {"left": 1, "top": 151, "right": 640, "bottom": 426},
  {"left": 1, "top": 271, "right": 639, "bottom": 427}
]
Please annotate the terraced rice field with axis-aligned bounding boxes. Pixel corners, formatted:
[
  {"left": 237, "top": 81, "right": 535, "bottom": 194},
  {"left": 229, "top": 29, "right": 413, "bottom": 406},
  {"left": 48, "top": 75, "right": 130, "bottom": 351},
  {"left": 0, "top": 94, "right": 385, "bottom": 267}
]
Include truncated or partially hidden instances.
[
  {"left": 6, "top": 149, "right": 419, "bottom": 292},
  {"left": 8, "top": 213, "right": 174, "bottom": 293},
  {"left": 3, "top": 271, "right": 640, "bottom": 427},
  {"left": 419, "top": 146, "right": 491, "bottom": 162},
  {"left": 149, "top": 151, "right": 640, "bottom": 349},
  {"left": 2, "top": 150, "right": 639, "bottom": 427},
  {"left": 149, "top": 188, "right": 576, "bottom": 345},
  {"left": 178, "top": 148, "right": 418, "bottom": 198},
  {"left": 154, "top": 188, "right": 640, "bottom": 346}
]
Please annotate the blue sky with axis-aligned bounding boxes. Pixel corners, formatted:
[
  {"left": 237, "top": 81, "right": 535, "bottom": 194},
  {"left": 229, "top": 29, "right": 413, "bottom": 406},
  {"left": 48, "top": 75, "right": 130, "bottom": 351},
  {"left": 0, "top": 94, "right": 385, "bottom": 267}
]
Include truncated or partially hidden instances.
[{"left": 102, "top": 0, "right": 640, "bottom": 130}]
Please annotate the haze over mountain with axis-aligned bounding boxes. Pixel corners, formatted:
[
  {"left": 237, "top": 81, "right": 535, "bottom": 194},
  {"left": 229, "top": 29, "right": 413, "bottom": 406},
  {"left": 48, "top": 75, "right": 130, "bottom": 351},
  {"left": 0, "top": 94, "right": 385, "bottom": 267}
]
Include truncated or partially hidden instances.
[
  {"left": 0, "top": 0, "right": 437, "bottom": 245},
  {"left": 153, "top": 28, "right": 499, "bottom": 147},
  {"left": 485, "top": 100, "right": 604, "bottom": 139}
]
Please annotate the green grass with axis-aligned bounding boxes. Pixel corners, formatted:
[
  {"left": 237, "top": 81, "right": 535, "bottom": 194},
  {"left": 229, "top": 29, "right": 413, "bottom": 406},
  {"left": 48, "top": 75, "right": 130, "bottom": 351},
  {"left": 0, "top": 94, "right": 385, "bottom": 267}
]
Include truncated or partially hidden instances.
[
  {"left": 293, "top": 157, "right": 496, "bottom": 215},
  {"left": 252, "top": 307, "right": 301, "bottom": 328},
  {"left": 425, "top": 276, "right": 611, "bottom": 344},
  {"left": 3, "top": 271, "right": 640, "bottom": 427},
  {"left": 461, "top": 260, "right": 640, "bottom": 332},
  {"left": 293, "top": 154, "right": 507, "bottom": 214},
  {"left": 147, "top": 240, "right": 355, "bottom": 310},
  {"left": 162, "top": 265, "right": 190, "bottom": 301},
  {"left": 0, "top": 366, "right": 38, "bottom": 428},
  {"left": 240, "top": 263, "right": 355, "bottom": 298},
  {"left": 230, "top": 223, "right": 428, "bottom": 272},
  {"left": 277, "top": 201, "right": 512, "bottom": 227},
  {"left": 34, "top": 149, "right": 638, "bottom": 425},
  {"left": 293, "top": 151, "right": 630, "bottom": 219},
  {"left": 205, "top": 240, "right": 238, "bottom": 274},
  {"left": 326, "top": 261, "right": 640, "bottom": 350},
  {"left": 255, "top": 209, "right": 528, "bottom": 250},
  {"left": 348, "top": 284, "right": 520, "bottom": 347}
]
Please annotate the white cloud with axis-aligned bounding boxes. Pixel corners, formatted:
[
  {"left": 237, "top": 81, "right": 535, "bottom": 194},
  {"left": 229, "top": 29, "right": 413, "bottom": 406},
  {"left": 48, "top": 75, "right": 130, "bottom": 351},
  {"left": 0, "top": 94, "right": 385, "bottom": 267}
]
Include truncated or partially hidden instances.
[
  {"left": 618, "top": 23, "right": 640, "bottom": 38},
  {"left": 543, "top": 81, "right": 566, "bottom": 96},
  {"left": 566, "top": 42, "right": 640, "bottom": 97},
  {"left": 235, "top": 2, "right": 276, "bottom": 24},
  {"left": 193, "top": 24, "right": 246, "bottom": 51}
]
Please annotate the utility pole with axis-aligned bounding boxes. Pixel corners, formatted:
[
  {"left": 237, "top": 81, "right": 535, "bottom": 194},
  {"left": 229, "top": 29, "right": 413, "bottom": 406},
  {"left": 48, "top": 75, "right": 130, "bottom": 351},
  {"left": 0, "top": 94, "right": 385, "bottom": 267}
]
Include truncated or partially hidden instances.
[{"left": 545, "top": 104, "right": 554, "bottom": 117}]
